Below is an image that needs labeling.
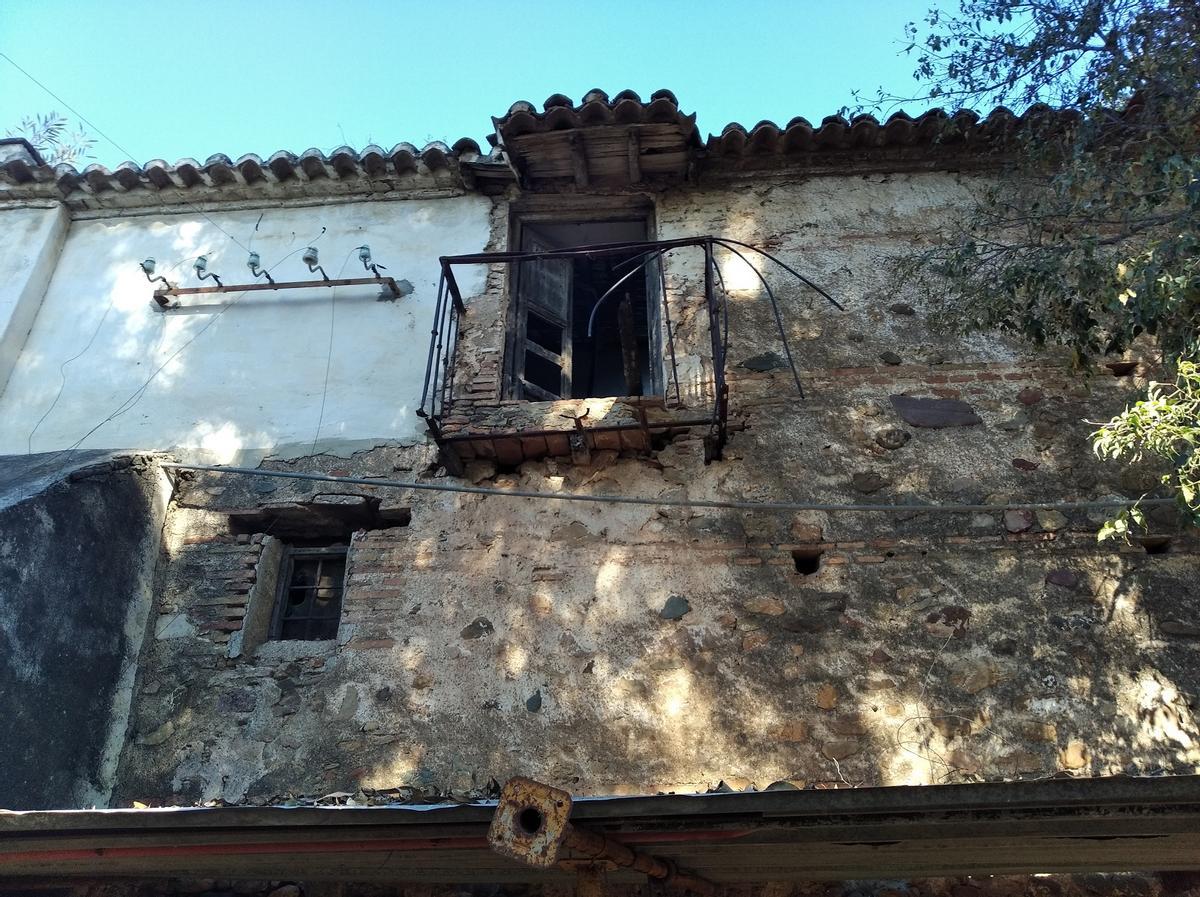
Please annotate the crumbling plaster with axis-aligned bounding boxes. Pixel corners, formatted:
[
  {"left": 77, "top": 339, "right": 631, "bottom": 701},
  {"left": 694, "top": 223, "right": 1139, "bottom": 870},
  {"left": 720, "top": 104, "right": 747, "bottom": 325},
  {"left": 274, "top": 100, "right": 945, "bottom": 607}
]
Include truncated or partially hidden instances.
[{"left": 112, "top": 168, "right": 1199, "bottom": 808}]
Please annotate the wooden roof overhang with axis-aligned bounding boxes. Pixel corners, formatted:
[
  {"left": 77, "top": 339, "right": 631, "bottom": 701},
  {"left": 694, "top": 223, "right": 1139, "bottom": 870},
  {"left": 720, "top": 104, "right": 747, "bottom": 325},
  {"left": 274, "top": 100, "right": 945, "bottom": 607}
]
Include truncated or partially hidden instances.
[
  {"left": 1, "top": 776, "right": 1199, "bottom": 885},
  {"left": 491, "top": 89, "right": 702, "bottom": 190}
]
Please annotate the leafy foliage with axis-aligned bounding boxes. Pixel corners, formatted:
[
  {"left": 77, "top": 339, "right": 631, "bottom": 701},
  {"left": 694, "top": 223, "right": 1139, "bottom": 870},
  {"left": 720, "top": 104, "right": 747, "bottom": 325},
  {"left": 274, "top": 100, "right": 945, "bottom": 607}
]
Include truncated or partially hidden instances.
[
  {"left": 879, "top": 0, "right": 1199, "bottom": 533},
  {"left": 7, "top": 111, "right": 95, "bottom": 166},
  {"left": 1093, "top": 360, "right": 1200, "bottom": 536}
]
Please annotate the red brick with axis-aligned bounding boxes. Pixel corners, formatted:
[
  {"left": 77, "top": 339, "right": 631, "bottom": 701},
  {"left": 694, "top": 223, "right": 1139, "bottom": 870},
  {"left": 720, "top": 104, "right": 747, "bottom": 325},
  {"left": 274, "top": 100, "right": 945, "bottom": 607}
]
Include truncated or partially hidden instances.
[
  {"left": 925, "top": 374, "right": 949, "bottom": 384},
  {"left": 855, "top": 555, "right": 887, "bottom": 564},
  {"left": 977, "top": 372, "right": 1002, "bottom": 381},
  {"left": 949, "top": 374, "right": 975, "bottom": 383},
  {"left": 183, "top": 534, "right": 228, "bottom": 545},
  {"left": 733, "top": 555, "right": 764, "bottom": 566},
  {"left": 199, "top": 620, "right": 242, "bottom": 632},
  {"left": 1003, "top": 372, "right": 1027, "bottom": 381}
]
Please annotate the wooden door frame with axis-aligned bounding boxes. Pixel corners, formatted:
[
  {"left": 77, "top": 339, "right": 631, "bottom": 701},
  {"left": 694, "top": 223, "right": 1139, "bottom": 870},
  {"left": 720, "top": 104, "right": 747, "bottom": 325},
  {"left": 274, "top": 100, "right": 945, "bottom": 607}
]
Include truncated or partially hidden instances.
[{"left": 503, "top": 198, "right": 659, "bottom": 400}]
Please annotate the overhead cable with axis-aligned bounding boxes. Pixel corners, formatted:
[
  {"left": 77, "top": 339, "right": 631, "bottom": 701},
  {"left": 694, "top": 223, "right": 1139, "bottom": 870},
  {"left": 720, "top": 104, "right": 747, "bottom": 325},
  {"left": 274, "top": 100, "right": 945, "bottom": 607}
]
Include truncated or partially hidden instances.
[{"left": 159, "top": 462, "right": 1177, "bottom": 516}]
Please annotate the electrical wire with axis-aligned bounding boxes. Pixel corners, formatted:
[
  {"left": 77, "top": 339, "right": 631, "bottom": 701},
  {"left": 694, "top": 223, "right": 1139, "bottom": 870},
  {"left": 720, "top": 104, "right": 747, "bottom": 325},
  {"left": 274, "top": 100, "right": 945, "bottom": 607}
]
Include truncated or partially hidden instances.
[
  {"left": 309, "top": 247, "right": 358, "bottom": 455},
  {"left": 25, "top": 292, "right": 117, "bottom": 453},
  {"left": 25, "top": 248, "right": 213, "bottom": 450},
  {"left": 0, "top": 51, "right": 252, "bottom": 254},
  {"left": 158, "top": 462, "right": 1178, "bottom": 516}
]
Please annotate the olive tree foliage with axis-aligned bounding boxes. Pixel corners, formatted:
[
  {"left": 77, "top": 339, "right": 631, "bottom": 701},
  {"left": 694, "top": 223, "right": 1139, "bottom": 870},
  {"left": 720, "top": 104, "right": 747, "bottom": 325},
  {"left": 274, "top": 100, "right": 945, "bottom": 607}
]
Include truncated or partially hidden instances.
[
  {"left": 7, "top": 111, "right": 95, "bottom": 166},
  {"left": 880, "top": 0, "right": 1199, "bottom": 533}
]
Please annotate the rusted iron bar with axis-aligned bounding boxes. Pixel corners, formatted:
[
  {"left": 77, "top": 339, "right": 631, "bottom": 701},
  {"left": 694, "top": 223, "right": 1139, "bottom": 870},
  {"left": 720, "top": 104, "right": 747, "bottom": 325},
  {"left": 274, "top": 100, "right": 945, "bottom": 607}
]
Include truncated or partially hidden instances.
[
  {"left": 417, "top": 270, "right": 448, "bottom": 420},
  {"left": 439, "top": 237, "right": 707, "bottom": 266},
  {"left": 442, "top": 263, "right": 467, "bottom": 314},
  {"left": 443, "top": 296, "right": 462, "bottom": 415},
  {"left": 714, "top": 240, "right": 804, "bottom": 398},
  {"left": 562, "top": 825, "right": 716, "bottom": 896},
  {"left": 658, "top": 254, "right": 683, "bottom": 406},
  {"left": 585, "top": 247, "right": 671, "bottom": 338},
  {"left": 488, "top": 777, "right": 718, "bottom": 897},
  {"left": 716, "top": 237, "right": 843, "bottom": 310},
  {"left": 156, "top": 276, "right": 403, "bottom": 300},
  {"left": 702, "top": 238, "right": 726, "bottom": 458},
  {"left": 432, "top": 268, "right": 455, "bottom": 419}
]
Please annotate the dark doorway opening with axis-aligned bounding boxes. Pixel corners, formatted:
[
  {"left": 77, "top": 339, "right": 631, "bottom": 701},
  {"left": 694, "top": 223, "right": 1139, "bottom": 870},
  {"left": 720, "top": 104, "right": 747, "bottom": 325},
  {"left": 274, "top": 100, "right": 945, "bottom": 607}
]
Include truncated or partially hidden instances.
[{"left": 511, "top": 219, "right": 657, "bottom": 400}]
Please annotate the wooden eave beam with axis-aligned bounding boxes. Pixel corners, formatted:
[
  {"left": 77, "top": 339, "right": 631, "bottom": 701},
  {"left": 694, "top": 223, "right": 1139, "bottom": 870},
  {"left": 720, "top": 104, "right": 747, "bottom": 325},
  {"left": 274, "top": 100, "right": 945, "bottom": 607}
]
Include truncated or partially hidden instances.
[
  {"left": 627, "top": 129, "right": 642, "bottom": 183},
  {"left": 569, "top": 133, "right": 589, "bottom": 188}
]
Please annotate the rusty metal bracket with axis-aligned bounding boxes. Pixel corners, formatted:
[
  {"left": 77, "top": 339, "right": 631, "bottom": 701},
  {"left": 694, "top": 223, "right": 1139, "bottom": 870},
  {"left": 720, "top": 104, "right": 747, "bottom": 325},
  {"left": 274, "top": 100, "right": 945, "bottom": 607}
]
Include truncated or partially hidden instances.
[
  {"left": 153, "top": 275, "right": 406, "bottom": 308},
  {"left": 488, "top": 777, "right": 719, "bottom": 896},
  {"left": 488, "top": 776, "right": 575, "bottom": 868},
  {"left": 561, "top": 409, "right": 591, "bottom": 430}
]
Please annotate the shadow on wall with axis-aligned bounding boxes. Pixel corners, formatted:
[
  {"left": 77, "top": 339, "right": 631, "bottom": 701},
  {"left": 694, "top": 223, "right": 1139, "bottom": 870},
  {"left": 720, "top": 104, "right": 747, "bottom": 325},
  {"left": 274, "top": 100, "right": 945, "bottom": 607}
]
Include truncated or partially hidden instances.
[
  {"left": 110, "top": 186, "right": 1198, "bottom": 804},
  {"left": 144, "top": 441, "right": 1199, "bottom": 804},
  {"left": 0, "top": 452, "right": 169, "bottom": 809}
]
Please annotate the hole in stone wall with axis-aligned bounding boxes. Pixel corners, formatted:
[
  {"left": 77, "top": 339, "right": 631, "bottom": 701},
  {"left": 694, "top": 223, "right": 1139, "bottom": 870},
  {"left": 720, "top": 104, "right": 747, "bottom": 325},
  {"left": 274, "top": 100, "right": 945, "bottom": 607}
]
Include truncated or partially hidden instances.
[
  {"left": 792, "top": 548, "right": 823, "bottom": 576},
  {"left": 1105, "top": 361, "right": 1138, "bottom": 377},
  {"left": 1140, "top": 536, "right": 1172, "bottom": 555}
]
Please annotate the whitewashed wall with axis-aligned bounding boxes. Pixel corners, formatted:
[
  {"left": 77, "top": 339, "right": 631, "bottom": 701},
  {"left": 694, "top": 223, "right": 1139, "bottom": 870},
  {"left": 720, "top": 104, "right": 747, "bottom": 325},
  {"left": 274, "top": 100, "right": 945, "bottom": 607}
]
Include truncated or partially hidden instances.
[
  {"left": 0, "top": 196, "right": 492, "bottom": 459},
  {"left": 0, "top": 205, "right": 68, "bottom": 398}
]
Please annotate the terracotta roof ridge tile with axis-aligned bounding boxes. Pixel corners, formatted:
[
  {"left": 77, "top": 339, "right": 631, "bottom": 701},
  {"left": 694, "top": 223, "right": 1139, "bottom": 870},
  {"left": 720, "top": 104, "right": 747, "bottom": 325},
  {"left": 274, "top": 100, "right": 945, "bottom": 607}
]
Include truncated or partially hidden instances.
[
  {"left": 705, "top": 103, "right": 1083, "bottom": 157},
  {"left": 2, "top": 93, "right": 1103, "bottom": 202},
  {"left": 4, "top": 138, "right": 490, "bottom": 201}
]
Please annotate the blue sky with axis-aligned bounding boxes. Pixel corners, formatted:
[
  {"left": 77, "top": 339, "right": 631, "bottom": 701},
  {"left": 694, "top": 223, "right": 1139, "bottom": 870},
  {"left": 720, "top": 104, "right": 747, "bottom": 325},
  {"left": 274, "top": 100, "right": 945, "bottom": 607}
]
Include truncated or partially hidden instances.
[{"left": 2, "top": 0, "right": 940, "bottom": 169}]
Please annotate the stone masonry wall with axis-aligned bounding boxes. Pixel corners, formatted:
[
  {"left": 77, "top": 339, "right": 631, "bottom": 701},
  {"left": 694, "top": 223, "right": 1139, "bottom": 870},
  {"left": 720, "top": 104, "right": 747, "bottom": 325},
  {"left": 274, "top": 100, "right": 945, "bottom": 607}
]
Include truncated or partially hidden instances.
[{"left": 114, "top": 170, "right": 1200, "bottom": 808}]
